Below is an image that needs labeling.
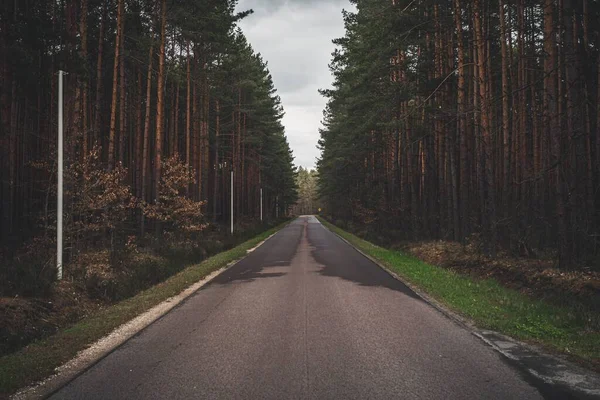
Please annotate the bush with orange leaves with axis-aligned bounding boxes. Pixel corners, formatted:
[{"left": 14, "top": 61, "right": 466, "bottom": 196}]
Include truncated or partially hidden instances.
[
  {"left": 68, "top": 147, "right": 137, "bottom": 240},
  {"left": 142, "top": 155, "right": 208, "bottom": 236}
]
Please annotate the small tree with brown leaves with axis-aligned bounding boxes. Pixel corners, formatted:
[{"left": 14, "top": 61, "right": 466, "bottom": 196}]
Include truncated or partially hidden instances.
[
  {"left": 143, "top": 155, "right": 207, "bottom": 239},
  {"left": 68, "top": 147, "right": 136, "bottom": 259}
]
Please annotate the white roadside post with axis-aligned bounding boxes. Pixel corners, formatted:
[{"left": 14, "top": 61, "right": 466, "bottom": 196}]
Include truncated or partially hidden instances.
[
  {"left": 260, "top": 187, "right": 263, "bottom": 222},
  {"left": 57, "top": 70, "right": 65, "bottom": 280},
  {"left": 230, "top": 170, "right": 234, "bottom": 234}
]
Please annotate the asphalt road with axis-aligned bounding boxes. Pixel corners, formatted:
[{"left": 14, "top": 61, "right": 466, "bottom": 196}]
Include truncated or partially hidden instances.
[{"left": 51, "top": 216, "right": 544, "bottom": 399}]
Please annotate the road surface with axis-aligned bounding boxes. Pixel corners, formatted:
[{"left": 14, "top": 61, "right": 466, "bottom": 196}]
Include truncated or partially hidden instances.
[{"left": 52, "top": 216, "right": 545, "bottom": 399}]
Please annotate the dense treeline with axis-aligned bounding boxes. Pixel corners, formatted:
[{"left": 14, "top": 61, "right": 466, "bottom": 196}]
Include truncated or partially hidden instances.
[
  {"left": 291, "top": 167, "right": 319, "bottom": 215},
  {"left": 318, "top": 0, "right": 600, "bottom": 267},
  {"left": 0, "top": 0, "right": 297, "bottom": 267}
]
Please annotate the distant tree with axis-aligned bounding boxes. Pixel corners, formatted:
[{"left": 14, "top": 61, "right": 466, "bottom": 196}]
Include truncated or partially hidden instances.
[{"left": 293, "top": 167, "right": 318, "bottom": 215}]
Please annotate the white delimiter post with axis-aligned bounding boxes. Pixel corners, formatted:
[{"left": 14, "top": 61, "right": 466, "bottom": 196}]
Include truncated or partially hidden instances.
[
  {"left": 57, "top": 70, "right": 65, "bottom": 280},
  {"left": 260, "top": 188, "right": 263, "bottom": 221},
  {"left": 230, "top": 170, "right": 234, "bottom": 234}
]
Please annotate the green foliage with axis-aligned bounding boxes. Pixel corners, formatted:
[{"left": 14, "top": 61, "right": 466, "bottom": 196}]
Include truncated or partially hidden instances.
[
  {"left": 292, "top": 167, "right": 319, "bottom": 215},
  {"left": 318, "top": 0, "right": 600, "bottom": 263},
  {"left": 318, "top": 0, "right": 425, "bottom": 222},
  {"left": 213, "top": 30, "right": 298, "bottom": 213}
]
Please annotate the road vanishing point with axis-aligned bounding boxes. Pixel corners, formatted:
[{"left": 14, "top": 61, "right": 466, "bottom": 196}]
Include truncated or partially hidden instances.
[{"left": 52, "top": 216, "right": 548, "bottom": 399}]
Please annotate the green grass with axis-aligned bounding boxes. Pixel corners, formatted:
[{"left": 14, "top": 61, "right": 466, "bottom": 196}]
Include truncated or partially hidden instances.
[
  {"left": 0, "top": 222, "right": 288, "bottom": 397},
  {"left": 319, "top": 217, "right": 600, "bottom": 366}
]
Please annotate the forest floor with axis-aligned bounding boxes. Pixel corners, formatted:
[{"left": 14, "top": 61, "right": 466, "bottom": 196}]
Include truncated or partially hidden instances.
[
  {"left": 320, "top": 217, "right": 600, "bottom": 372},
  {"left": 403, "top": 241, "right": 600, "bottom": 316}
]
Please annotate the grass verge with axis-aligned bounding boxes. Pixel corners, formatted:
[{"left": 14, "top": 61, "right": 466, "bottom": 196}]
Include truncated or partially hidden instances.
[
  {"left": 318, "top": 217, "right": 600, "bottom": 368},
  {"left": 0, "top": 222, "right": 288, "bottom": 398}
]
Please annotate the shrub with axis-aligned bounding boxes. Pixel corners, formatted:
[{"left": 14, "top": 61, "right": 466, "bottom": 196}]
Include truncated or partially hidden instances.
[
  {"left": 143, "top": 156, "right": 208, "bottom": 238},
  {"left": 0, "top": 237, "right": 56, "bottom": 297}
]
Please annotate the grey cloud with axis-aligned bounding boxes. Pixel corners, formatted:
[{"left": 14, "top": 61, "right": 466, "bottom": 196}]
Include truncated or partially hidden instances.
[
  {"left": 281, "top": 86, "right": 326, "bottom": 107},
  {"left": 237, "top": 0, "right": 351, "bottom": 169},
  {"left": 273, "top": 70, "right": 314, "bottom": 93}
]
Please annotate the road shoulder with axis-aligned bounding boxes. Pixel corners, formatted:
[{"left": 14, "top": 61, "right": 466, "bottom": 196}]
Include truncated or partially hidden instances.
[
  {"left": 317, "top": 216, "right": 600, "bottom": 399},
  {"left": 5, "top": 224, "right": 287, "bottom": 400}
]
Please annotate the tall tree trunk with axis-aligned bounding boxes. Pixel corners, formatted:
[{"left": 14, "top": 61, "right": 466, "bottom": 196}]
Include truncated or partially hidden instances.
[
  {"left": 454, "top": 0, "right": 468, "bottom": 241},
  {"left": 154, "top": 0, "right": 166, "bottom": 209},
  {"left": 185, "top": 41, "right": 191, "bottom": 196},
  {"left": 118, "top": 13, "right": 126, "bottom": 165},
  {"left": 193, "top": 70, "right": 200, "bottom": 200},
  {"left": 108, "top": 0, "right": 124, "bottom": 170},
  {"left": 474, "top": 0, "right": 496, "bottom": 255},
  {"left": 213, "top": 99, "right": 220, "bottom": 221},
  {"left": 499, "top": 0, "right": 511, "bottom": 225},
  {"left": 135, "top": 68, "right": 143, "bottom": 197},
  {"left": 80, "top": 0, "right": 88, "bottom": 158},
  {"left": 172, "top": 83, "right": 179, "bottom": 156},
  {"left": 140, "top": 43, "right": 153, "bottom": 235},
  {"left": 544, "top": 0, "right": 567, "bottom": 266},
  {"left": 203, "top": 64, "right": 210, "bottom": 202},
  {"left": 93, "top": 0, "right": 106, "bottom": 145}
]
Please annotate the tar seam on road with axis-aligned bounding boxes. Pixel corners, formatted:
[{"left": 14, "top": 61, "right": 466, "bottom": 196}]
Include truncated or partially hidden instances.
[{"left": 302, "top": 220, "right": 310, "bottom": 399}]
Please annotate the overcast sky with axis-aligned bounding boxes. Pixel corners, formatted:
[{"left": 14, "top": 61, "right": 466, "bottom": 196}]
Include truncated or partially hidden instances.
[{"left": 235, "top": 0, "right": 351, "bottom": 170}]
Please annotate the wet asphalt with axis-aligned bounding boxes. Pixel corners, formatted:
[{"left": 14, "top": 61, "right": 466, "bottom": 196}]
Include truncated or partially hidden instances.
[{"left": 51, "top": 216, "right": 544, "bottom": 399}]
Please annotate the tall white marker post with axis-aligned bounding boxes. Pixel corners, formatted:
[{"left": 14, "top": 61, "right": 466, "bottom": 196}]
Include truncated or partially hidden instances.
[
  {"left": 260, "top": 188, "right": 263, "bottom": 222},
  {"left": 57, "top": 70, "right": 65, "bottom": 280},
  {"left": 230, "top": 170, "right": 234, "bottom": 234}
]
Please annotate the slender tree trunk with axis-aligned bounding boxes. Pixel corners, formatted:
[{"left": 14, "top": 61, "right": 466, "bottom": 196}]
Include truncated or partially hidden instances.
[
  {"left": 453, "top": 0, "right": 467, "bottom": 241},
  {"left": 203, "top": 64, "right": 210, "bottom": 202},
  {"left": 80, "top": 0, "right": 88, "bottom": 158},
  {"left": 93, "top": 0, "right": 106, "bottom": 145},
  {"left": 236, "top": 87, "right": 242, "bottom": 218},
  {"left": 213, "top": 99, "right": 220, "bottom": 221},
  {"left": 544, "top": 0, "right": 567, "bottom": 266},
  {"left": 596, "top": 51, "right": 600, "bottom": 183},
  {"left": 7, "top": 80, "right": 17, "bottom": 236},
  {"left": 499, "top": 0, "right": 511, "bottom": 226},
  {"left": 108, "top": 0, "right": 124, "bottom": 170},
  {"left": 185, "top": 41, "right": 191, "bottom": 195},
  {"left": 140, "top": 43, "right": 153, "bottom": 235},
  {"left": 118, "top": 13, "right": 126, "bottom": 165},
  {"left": 154, "top": 0, "right": 166, "bottom": 208},
  {"left": 172, "top": 84, "right": 179, "bottom": 156},
  {"left": 193, "top": 68, "right": 199, "bottom": 200},
  {"left": 135, "top": 68, "right": 143, "bottom": 197},
  {"left": 474, "top": 0, "right": 496, "bottom": 255}
]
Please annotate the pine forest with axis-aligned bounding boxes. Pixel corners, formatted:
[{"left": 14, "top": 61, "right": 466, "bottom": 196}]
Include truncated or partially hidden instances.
[
  {"left": 318, "top": 0, "right": 600, "bottom": 268},
  {"left": 0, "top": 0, "right": 298, "bottom": 295}
]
